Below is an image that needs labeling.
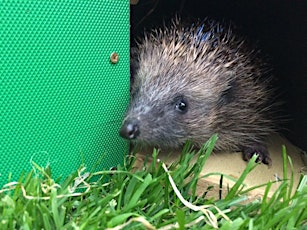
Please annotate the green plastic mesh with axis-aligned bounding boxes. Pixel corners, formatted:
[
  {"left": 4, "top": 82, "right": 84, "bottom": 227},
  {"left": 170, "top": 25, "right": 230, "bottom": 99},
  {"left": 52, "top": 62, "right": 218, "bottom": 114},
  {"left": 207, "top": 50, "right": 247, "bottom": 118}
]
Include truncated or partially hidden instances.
[{"left": 0, "top": 0, "right": 130, "bottom": 186}]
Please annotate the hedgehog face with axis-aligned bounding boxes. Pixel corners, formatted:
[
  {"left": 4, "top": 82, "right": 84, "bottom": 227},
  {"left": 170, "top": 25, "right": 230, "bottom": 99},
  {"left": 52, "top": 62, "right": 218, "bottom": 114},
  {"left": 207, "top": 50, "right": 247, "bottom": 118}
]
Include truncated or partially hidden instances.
[
  {"left": 119, "top": 88, "right": 190, "bottom": 148},
  {"left": 119, "top": 73, "right": 218, "bottom": 149}
]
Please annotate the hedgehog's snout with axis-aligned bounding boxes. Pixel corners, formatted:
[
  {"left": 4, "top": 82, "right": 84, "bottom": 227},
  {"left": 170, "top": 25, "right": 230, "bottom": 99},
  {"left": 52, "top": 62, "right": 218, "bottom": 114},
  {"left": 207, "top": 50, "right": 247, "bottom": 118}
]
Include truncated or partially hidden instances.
[{"left": 119, "top": 119, "right": 140, "bottom": 140}]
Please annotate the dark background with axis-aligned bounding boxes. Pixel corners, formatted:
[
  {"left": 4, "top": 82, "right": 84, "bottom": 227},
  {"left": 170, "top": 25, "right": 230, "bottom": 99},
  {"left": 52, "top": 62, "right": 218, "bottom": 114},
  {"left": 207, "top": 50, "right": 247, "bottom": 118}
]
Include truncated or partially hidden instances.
[{"left": 130, "top": 0, "right": 307, "bottom": 151}]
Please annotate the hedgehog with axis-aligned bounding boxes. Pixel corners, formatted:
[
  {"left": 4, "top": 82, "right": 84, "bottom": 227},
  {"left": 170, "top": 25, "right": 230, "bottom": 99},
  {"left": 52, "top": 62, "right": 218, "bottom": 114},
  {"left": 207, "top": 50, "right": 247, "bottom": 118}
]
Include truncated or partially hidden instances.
[{"left": 119, "top": 19, "right": 276, "bottom": 165}]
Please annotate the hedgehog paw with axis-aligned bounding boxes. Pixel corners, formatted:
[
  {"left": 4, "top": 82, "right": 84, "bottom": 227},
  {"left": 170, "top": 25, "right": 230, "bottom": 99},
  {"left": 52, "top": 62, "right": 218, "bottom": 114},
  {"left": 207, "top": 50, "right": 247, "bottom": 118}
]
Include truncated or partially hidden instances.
[{"left": 242, "top": 144, "right": 272, "bottom": 166}]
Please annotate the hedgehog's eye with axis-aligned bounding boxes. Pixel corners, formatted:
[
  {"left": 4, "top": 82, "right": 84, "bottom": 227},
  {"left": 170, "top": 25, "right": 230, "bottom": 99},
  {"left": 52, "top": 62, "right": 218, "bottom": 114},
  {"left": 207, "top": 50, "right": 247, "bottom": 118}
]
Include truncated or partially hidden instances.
[{"left": 175, "top": 98, "right": 188, "bottom": 114}]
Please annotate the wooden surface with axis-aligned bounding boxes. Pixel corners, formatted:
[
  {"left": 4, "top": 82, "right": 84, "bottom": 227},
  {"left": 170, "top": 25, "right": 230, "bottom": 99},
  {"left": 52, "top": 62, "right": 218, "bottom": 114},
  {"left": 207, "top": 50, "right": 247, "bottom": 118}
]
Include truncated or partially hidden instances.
[{"left": 133, "top": 135, "right": 306, "bottom": 199}]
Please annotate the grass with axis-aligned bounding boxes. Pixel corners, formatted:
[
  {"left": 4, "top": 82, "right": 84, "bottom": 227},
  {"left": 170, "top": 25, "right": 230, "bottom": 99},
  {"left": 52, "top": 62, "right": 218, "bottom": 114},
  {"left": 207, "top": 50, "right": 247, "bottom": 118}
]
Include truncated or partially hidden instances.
[{"left": 0, "top": 135, "right": 306, "bottom": 229}]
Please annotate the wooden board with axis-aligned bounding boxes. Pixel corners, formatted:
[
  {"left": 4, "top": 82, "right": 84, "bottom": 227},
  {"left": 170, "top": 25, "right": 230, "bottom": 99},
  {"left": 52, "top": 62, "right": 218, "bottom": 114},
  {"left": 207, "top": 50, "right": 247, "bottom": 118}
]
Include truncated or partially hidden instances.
[{"left": 133, "top": 135, "right": 306, "bottom": 199}]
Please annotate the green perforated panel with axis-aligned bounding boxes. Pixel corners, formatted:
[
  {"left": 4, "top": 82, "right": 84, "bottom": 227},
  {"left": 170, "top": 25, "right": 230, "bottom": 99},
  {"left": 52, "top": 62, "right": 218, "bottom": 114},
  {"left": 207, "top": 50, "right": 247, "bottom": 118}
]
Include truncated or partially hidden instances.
[{"left": 1, "top": 0, "right": 130, "bottom": 186}]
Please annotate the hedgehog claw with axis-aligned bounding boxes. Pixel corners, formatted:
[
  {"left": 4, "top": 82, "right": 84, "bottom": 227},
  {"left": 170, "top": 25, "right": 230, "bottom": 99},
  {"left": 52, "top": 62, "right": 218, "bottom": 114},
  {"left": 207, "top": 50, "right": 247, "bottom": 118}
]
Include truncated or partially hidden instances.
[{"left": 242, "top": 144, "right": 272, "bottom": 166}]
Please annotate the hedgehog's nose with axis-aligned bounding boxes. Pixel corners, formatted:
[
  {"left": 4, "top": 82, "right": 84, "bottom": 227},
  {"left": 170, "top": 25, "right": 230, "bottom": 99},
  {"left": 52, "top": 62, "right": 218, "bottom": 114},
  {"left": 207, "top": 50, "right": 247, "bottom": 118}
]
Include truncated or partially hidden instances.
[{"left": 119, "top": 119, "right": 140, "bottom": 140}]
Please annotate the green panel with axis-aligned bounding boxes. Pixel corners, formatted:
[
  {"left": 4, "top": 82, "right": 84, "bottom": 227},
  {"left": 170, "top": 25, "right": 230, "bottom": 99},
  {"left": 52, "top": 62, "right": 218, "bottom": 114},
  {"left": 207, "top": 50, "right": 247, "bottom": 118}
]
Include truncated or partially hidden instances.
[{"left": 0, "top": 0, "right": 130, "bottom": 186}]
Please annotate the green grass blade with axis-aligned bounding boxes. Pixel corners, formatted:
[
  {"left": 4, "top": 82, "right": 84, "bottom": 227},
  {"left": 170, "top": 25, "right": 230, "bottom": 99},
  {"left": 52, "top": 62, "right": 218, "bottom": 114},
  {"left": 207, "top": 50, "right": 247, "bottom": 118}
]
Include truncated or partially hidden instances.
[{"left": 225, "top": 154, "right": 258, "bottom": 200}]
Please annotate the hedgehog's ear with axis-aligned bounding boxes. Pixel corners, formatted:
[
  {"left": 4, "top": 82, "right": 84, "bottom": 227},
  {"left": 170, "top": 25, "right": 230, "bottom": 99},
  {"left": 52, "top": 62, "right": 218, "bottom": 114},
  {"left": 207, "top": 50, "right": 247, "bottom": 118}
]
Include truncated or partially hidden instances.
[
  {"left": 130, "top": 47, "right": 139, "bottom": 91},
  {"left": 217, "top": 79, "right": 237, "bottom": 106}
]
